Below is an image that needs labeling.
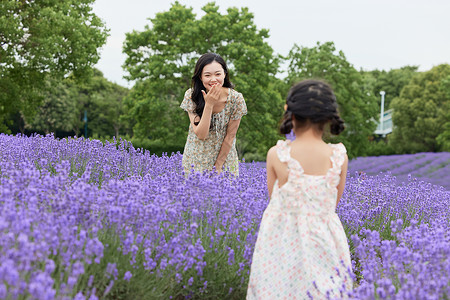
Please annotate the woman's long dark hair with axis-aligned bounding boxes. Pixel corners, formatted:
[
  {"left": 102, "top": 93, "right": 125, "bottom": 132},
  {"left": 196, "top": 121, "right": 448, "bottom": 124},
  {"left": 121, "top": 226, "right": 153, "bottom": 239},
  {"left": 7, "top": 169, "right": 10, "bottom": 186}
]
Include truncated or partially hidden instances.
[
  {"left": 191, "top": 53, "right": 234, "bottom": 123},
  {"left": 280, "top": 79, "right": 345, "bottom": 135}
]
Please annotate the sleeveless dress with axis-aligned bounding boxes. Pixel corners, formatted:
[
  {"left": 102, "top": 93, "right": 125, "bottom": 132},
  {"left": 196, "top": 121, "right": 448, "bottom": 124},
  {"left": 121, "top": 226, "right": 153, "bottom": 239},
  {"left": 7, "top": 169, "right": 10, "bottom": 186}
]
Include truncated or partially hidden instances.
[
  {"left": 180, "top": 88, "right": 247, "bottom": 175},
  {"left": 247, "top": 140, "right": 352, "bottom": 300}
]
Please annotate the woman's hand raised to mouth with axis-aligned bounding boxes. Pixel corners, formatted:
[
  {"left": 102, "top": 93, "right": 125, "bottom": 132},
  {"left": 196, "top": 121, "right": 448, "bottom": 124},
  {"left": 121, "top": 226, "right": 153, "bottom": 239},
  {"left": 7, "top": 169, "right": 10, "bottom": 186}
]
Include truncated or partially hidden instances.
[{"left": 202, "top": 83, "right": 223, "bottom": 110}]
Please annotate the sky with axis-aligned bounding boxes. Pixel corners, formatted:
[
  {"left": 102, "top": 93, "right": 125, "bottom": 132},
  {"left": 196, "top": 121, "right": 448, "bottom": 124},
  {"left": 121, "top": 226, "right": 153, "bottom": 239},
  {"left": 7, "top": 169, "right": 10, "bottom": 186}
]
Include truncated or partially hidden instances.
[{"left": 92, "top": 0, "right": 450, "bottom": 88}]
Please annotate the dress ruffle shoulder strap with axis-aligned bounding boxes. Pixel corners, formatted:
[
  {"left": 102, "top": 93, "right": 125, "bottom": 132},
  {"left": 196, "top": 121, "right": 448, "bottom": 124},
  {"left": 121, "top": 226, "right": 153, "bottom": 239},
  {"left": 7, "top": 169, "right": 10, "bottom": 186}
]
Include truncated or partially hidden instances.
[
  {"left": 330, "top": 143, "right": 347, "bottom": 169},
  {"left": 276, "top": 140, "right": 291, "bottom": 163},
  {"left": 326, "top": 143, "right": 347, "bottom": 187}
]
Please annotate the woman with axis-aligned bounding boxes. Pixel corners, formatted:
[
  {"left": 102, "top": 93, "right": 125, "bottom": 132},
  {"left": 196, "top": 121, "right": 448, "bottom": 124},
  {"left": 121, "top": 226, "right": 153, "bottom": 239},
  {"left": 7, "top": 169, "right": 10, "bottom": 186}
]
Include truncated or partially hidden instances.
[{"left": 180, "top": 53, "right": 247, "bottom": 175}]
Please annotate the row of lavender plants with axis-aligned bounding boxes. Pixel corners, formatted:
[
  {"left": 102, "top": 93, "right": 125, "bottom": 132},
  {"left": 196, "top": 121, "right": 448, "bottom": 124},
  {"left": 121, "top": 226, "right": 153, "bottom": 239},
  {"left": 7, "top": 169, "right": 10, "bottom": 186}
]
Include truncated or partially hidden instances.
[
  {"left": 348, "top": 152, "right": 450, "bottom": 190},
  {"left": 0, "top": 133, "right": 449, "bottom": 299}
]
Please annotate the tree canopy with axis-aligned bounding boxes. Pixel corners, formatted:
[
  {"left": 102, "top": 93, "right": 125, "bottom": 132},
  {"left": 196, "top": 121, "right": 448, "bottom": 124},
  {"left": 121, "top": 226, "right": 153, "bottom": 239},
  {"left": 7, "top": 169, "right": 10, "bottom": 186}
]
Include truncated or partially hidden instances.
[
  {"left": 11, "top": 69, "right": 129, "bottom": 139},
  {"left": 23, "top": 77, "right": 79, "bottom": 135},
  {"left": 3, "top": 1, "right": 447, "bottom": 157},
  {"left": 390, "top": 64, "right": 450, "bottom": 153},
  {"left": 360, "top": 66, "right": 418, "bottom": 109},
  {"left": 122, "top": 1, "right": 283, "bottom": 160},
  {"left": 0, "top": 0, "right": 108, "bottom": 132}
]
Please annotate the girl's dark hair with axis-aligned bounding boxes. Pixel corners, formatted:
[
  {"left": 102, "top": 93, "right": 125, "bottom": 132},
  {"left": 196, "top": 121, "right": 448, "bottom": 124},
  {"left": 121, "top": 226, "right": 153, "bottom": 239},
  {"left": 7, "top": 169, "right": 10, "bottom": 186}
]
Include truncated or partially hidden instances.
[
  {"left": 191, "top": 53, "right": 234, "bottom": 122},
  {"left": 280, "top": 79, "right": 345, "bottom": 135}
]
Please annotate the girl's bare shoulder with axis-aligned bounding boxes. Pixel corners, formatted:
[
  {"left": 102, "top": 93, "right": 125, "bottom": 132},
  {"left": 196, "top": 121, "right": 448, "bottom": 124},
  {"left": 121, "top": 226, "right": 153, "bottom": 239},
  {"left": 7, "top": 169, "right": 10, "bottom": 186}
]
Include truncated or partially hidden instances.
[
  {"left": 267, "top": 144, "right": 284, "bottom": 165},
  {"left": 267, "top": 145, "right": 277, "bottom": 160}
]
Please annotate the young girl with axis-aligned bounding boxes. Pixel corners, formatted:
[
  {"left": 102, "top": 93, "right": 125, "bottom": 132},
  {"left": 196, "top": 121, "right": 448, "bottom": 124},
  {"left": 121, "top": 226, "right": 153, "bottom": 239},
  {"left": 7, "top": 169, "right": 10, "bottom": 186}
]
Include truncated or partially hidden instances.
[
  {"left": 247, "top": 80, "right": 352, "bottom": 299},
  {"left": 180, "top": 53, "right": 247, "bottom": 175}
]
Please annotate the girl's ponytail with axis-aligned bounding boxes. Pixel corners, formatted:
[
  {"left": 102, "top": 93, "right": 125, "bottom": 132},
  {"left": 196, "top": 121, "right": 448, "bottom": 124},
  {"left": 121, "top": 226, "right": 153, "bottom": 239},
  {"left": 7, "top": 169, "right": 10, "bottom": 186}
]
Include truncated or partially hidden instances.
[
  {"left": 279, "top": 111, "right": 294, "bottom": 134},
  {"left": 330, "top": 115, "right": 345, "bottom": 135}
]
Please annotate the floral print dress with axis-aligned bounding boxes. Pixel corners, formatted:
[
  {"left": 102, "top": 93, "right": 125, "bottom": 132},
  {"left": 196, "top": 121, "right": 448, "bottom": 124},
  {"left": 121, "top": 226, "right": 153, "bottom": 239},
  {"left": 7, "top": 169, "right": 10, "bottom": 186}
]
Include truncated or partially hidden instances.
[
  {"left": 180, "top": 88, "right": 247, "bottom": 175},
  {"left": 247, "top": 140, "right": 352, "bottom": 300}
]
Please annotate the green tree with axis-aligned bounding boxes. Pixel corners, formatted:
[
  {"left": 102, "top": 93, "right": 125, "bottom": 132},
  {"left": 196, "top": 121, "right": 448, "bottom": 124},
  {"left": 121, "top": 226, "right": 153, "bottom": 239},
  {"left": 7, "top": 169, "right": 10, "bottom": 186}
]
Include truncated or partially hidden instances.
[
  {"left": 286, "top": 41, "right": 378, "bottom": 158},
  {"left": 436, "top": 75, "right": 450, "bottom": 151},
  {"left": 390, "top": 64, "right": 450, "bottom": 153},
  {"left": 122, "top": 2, "right": 282, "bottom": 159},
  {"left": 23, "top": 78, "right": 79, "bottom": 135},
  {"left": 0, "top": 0, "right": 108, "bottom": 132},
  {"left": 20, "top": 69, "right": 129, "bottom": 138},
  {"left": 360, "top": 66, "right": 418, "bottom": 109},
  {"left": 78, "top": 70, "right": 130, "bottom": 139}
]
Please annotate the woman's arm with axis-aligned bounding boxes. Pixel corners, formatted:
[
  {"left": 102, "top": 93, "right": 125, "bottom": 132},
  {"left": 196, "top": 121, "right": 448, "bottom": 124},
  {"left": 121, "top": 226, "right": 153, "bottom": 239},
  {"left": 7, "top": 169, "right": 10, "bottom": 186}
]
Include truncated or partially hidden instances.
[
  {"left": 187, "top": 109, "right": 212, "bottom": 140},
  {"left": 336, "top": 154, "right": 348, "bottom": 206},
  {"left": 214, "top": 119, "right": 241, "bottom": 171},
  {"left": 188, "top": 85, "right": 222, "bottom": 140}
]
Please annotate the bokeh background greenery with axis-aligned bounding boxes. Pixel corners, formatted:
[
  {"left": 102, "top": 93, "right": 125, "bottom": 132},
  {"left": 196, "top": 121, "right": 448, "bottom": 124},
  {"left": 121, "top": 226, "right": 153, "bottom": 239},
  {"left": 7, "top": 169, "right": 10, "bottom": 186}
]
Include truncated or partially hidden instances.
[{"left": 2, "top": 1, "right": 449, "bottom": 160}]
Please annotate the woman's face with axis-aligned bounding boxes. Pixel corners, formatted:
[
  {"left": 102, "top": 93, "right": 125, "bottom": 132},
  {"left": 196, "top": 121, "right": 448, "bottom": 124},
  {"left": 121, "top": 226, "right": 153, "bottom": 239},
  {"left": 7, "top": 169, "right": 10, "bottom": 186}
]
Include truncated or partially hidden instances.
[{"left": 201, "top": 61, "right": 225, "bottom": 92}]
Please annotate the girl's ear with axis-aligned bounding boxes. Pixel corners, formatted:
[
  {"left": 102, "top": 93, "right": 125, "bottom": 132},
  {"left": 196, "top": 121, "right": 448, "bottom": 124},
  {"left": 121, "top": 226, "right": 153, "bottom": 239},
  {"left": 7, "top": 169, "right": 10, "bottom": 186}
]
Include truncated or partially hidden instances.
[{"left": 284, "top": 104, "right": 288, "bottom": 111}]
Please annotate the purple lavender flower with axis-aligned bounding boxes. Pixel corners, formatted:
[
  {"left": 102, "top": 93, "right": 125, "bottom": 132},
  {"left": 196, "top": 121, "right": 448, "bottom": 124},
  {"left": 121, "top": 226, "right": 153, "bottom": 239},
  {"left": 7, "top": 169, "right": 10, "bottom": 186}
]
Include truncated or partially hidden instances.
[
  {"left": 73, "top": 292, "right": 86, "bottom": 300},
  {"left": 124, "top": 271, "right": 132, "bottom": 281}
]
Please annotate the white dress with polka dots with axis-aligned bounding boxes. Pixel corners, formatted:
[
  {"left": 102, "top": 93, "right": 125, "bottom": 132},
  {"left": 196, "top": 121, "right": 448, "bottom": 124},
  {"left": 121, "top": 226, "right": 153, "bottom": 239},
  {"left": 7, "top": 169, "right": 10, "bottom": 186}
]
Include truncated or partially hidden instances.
[{"left": 247, "top": 140, "right": 352, "bottom": 300}]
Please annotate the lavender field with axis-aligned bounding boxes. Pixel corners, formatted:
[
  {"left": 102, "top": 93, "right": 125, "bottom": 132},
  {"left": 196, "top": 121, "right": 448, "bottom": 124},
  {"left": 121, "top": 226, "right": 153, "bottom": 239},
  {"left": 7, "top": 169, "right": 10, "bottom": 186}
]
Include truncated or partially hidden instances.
[
  {"left": 349, "top": 152, "right": 450, "bottom": 190},
  {"left": 0, "top": 134, "right": 449, "bottom": 299}
]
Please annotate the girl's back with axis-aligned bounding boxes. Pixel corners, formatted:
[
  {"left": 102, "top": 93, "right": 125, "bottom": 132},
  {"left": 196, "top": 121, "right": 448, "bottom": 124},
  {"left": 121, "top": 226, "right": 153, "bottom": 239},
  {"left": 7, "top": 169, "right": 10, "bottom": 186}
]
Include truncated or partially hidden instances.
[
  {"left": 267, "top": 137, "right": 348, "bottom": 205},
  {"left": 247, "top": 139, "right": 351, "bottom": 299},
  {"left": 271, "top": 139, "right": 333, "bottom": 186},
  {"left": 290, "top": 141, "right": 333, "bottom": 175}
]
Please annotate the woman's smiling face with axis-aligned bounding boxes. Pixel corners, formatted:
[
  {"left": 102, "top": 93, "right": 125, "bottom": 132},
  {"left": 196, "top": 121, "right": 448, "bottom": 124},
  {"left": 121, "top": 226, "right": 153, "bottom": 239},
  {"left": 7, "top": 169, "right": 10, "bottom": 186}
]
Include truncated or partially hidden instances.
[{"left": 201, "top": 61, "right": 225, "bottom": 92}]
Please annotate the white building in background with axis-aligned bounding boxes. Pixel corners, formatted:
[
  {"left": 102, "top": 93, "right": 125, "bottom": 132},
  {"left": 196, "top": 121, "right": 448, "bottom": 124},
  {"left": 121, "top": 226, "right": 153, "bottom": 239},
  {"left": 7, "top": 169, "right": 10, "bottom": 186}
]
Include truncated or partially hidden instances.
[
  {"left": 374, "top": 91, "right": 393, "bottom": 137},
  {"left": 374, "top": 109, "right": 393, "bottom": 136}
]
